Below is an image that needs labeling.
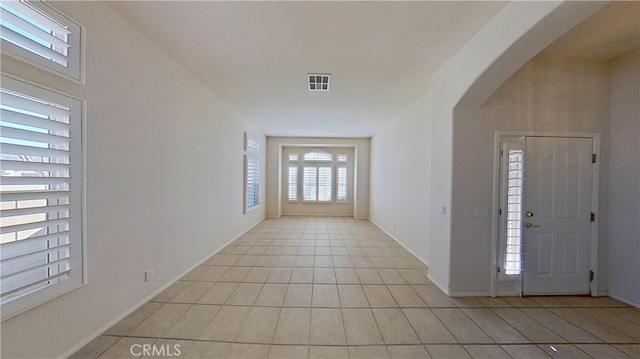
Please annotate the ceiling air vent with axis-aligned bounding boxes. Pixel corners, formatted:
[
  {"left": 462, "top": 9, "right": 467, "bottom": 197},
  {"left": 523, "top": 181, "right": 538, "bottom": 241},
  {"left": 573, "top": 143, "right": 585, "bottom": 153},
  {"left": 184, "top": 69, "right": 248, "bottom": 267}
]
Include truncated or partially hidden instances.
[{"left": 308, "top": 73, "right": 330, "bottom": 91}]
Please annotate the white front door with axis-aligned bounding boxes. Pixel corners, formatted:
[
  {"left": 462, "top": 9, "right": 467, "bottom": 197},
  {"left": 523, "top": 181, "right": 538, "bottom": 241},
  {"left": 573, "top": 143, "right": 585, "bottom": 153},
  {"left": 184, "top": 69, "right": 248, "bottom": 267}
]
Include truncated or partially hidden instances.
[{"left": 522, "top": 137, "right": 594, "bottom": 295}]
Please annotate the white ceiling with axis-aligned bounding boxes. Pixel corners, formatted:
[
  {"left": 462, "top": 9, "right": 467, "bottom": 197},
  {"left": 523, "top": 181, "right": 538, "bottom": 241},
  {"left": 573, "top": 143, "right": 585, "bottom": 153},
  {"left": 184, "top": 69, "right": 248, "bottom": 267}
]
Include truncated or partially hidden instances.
[{"left": 109, "top": 1, "right": 507, "bottom": 138}]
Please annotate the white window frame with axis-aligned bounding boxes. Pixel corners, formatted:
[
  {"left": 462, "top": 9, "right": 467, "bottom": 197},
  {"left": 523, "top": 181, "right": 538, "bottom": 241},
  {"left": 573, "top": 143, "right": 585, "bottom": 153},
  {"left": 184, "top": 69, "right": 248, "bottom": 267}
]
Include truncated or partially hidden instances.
[
  {"left": 0, "top": 74, "right": 86, "bottom": 321},
  {"left": 0, "top": 1, "right": 84, "bottom": 83},
  {"left": 243, "top": 132, "right": 261, "bottom": 213}
]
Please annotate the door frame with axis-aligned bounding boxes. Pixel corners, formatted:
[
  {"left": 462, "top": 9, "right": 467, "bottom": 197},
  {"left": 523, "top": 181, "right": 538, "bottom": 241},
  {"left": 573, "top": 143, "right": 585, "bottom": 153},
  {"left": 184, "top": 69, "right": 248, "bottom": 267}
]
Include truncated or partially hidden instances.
[{"left": 490, "top": 131, "right": 601, "bottom": 297}]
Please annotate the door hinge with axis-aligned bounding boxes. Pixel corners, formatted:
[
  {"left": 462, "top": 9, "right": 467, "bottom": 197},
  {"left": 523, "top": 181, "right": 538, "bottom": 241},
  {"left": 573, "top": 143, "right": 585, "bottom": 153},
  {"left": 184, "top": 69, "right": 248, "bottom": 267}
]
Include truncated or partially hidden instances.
[
  {"left": 589, "top": 270, "right": 594, "bottom": 282},
  {"left": 592, "top": 154, "right": 597, "bottom": 163},
  {"left": 590, "top": 212, "right": 596, "bottom": 222},
  {"left": 497, "top": 266, "right": 501, "bottom": 273}
]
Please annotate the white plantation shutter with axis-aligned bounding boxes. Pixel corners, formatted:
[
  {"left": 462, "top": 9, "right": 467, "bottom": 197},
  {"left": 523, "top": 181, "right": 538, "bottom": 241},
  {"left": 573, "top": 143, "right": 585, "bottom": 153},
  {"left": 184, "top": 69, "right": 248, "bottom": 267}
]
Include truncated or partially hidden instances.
[
  {"left": 337, "top": 166, "right": 347, "bottom": 202},
  {"left": 285, "top": 148, "right": 352, "bottom": 204},
  {"left": 243, "top": 132, "right": 261, "bottom": 213},
  {"left": 303, "top": 167, "right": 317, "bottom": 201},
  {"left": 245, "top": 156, "right": 260, "bottom": 210},
  {"left": 0, "top": 1, "right": 82, "bottom": 82},
  {"left": 0, "top": 75, "right": 84, "bottom": 320},
  {"left": 287, "top": 165, "right": 298, "bottom": 201},
  {"left": 304, "top": 151, "right": 332, "bottom": 161},
  {"left": 499, "top": 142, "right": 524, "bottom": 280},
  {"left": 317, "top": 167, "right": 332, "bottom": 202}
]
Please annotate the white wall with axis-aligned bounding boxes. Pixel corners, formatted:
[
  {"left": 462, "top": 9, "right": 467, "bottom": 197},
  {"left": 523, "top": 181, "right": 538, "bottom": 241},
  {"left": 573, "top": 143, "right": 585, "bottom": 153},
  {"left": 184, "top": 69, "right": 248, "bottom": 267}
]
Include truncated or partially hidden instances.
[
  {"left": 608, "top": 50, "right": 640, "bottom": 307},
  {"left": 451, "top": 59, "right": 611, "bottom": 296},
  {"left": 427, "top": 1, "right": 605, "bottom": 294},
  {"left": 0, "top": 3, "right": 265, "bottom": 358},
  {"left": 370, "top": 90, "right": 432, "bottom": 264},
  {"left": 266, "top": 137, "right": 370, "bottom": 220}
]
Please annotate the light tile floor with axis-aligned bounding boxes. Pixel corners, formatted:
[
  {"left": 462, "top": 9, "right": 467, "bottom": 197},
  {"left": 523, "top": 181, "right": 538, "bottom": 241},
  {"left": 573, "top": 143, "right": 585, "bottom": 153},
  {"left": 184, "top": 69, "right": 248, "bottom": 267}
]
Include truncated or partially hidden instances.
[{"left": 72, "top": 217, "right": 640, "bottom": 359}]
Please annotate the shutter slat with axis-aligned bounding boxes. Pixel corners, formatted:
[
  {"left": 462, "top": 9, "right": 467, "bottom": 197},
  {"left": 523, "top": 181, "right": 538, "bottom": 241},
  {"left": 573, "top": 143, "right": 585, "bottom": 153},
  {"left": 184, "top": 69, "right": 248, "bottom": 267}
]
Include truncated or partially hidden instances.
[
  {"left": 0, "top": 204, "right": 70, "bottom": 218},
  {"left": 0, "top": 159, "right": 69, "bottom": 172},
  {"left": 1, "top": 268, "right": 71, "bottom": 299},
  {"left": 0, "top": 176, "right": 69, "bottom": 186},
  {"left": 0, "top": 126, "right": 69, "bottom": 146},
  {"left": 0, "top": 190, "right": 69, "bottom": 202},
  {"left": 2, "top": 244, "right": 71, "bottom": 276},
  {"left": 0, "top": 8, "right": 70, "bottom": 50},
  {"left": 0, "top": 26, "right": 68, "bottom": 66},
  {"left": 1, "top": 91, "right": 70, "bottom": 119},
  {"left": 0, "top": 143, "right": 69, "bottom": 160},
  {"left": 1, "top": 109, "right": 69, "bottom": 132},
  {"left": 1, "top": 231, "right": 70, "bottom": 259},
  {"left": 0, "top": 217, "right": 68, "bottom": 234}
]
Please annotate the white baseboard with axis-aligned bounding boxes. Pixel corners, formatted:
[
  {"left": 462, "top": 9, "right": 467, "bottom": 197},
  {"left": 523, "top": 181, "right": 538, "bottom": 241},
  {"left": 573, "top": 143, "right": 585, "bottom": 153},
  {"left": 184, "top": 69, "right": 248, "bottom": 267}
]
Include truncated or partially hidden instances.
[
  {"left": 496, "top": 290, "right": 521, "bottom": 297},
  {"left": 61, "top": 224, "right": 259, "bottom": 359},
  {"left": 368, "top": 219, "right": 429, "bottom": 266},
  {"left": 267, "top": 214, "right": 369, "bottom": 220},
  {"left": 448, "top": 291, "right": 492, "bottom": 297},
  {"left": 608, "top": 292, "right": 640, "bottom": 309},
  {"left": 366, "top": 219, "right": 455, "bottom": 295}
]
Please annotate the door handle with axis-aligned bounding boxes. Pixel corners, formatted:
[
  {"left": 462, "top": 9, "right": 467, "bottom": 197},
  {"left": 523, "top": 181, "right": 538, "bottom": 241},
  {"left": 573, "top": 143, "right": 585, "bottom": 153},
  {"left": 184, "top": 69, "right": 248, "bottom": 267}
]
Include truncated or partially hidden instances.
[{"left": 525, "top": 222, "right": 540, "bottom": 228}]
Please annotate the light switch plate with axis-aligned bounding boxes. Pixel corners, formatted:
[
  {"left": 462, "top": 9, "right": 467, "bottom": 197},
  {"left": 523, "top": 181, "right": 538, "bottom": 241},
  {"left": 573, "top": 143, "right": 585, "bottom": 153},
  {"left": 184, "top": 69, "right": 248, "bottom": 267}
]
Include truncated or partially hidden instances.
[{"left": 474, "top": 207, "right": 489, "bottom": 217}]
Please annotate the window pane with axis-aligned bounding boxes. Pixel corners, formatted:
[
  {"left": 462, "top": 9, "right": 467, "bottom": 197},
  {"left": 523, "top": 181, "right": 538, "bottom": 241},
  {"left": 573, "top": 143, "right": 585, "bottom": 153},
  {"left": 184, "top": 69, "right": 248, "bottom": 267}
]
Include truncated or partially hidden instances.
[
  {"left": 0, "top": 75, "right": 83, "bottom": 319},
  {"left": 246, "top": 157, "right": 260, "bottom": 208},
  {"left": 317, "top": 167, "right": 332, "bottom": 202},
  {"left": 304, "top": 151, "right": 332, "bottom": 161},
  {"left": 337, "top": 166, "right": 347, "bottom": 201},
  {"left": 504, "top": 148, "right": 523, "bottom": 275},
  {"left": 246, "top": 136, "right": 261, "bottom": 153},
  {"left": 303, "top": 167, "right": 317, "bottom": 201},
  {"left": 0, "top": 1, "right": 83, "bottom": 82},
  {"left": 287, "top": 165, "right": 298, "bottom": 201}
]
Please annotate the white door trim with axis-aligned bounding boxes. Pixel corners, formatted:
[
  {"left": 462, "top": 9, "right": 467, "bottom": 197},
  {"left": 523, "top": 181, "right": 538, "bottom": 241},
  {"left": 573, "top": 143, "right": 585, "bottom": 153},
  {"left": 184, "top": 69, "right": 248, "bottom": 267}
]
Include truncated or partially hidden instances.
[{"left": 491, "top": 131, "right": 600, "bottom": 297}]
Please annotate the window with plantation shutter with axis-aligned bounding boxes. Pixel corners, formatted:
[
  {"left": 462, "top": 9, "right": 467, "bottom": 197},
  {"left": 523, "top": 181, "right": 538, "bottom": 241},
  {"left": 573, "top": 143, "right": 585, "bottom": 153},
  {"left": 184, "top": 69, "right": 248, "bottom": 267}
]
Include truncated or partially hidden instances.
[
  {"left": 285, "top": 148, "right": 352, "bottom": 204},
  {"left": 287, "top": 165, "right": 298, "bottom": 202},
  {"left": 0, "top": 74, "right": 84, "bottom": 320},
  {"left": 0, "top": 0, "right": 83, "bottom": 82},
  {"left": 337, "top": 166, "right": 347, "bottom": 202},
  {"left": 302, "top": 166, "right": 317, "bottom": 201},
  {"left": 243, "top": 133, "right": 261, "bottom": 213},
  {"left": 317, "top": 167, "right": 332, "bottom": 202},
  {"left": 301, "top": 150, "right": 333, "bottom": 202},
  {"left": 245, "top": 156, "right": 260, "bottom": 210},
  {"left": 498, "top": 141, "right": 524, "bottom": 280}
]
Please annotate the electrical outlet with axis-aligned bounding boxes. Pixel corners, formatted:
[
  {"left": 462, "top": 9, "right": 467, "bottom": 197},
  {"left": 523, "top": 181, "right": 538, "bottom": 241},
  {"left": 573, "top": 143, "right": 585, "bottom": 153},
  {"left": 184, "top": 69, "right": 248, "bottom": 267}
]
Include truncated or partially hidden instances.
[{"left": 145, "top": 268, "right": 155, "bottom": 282}]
